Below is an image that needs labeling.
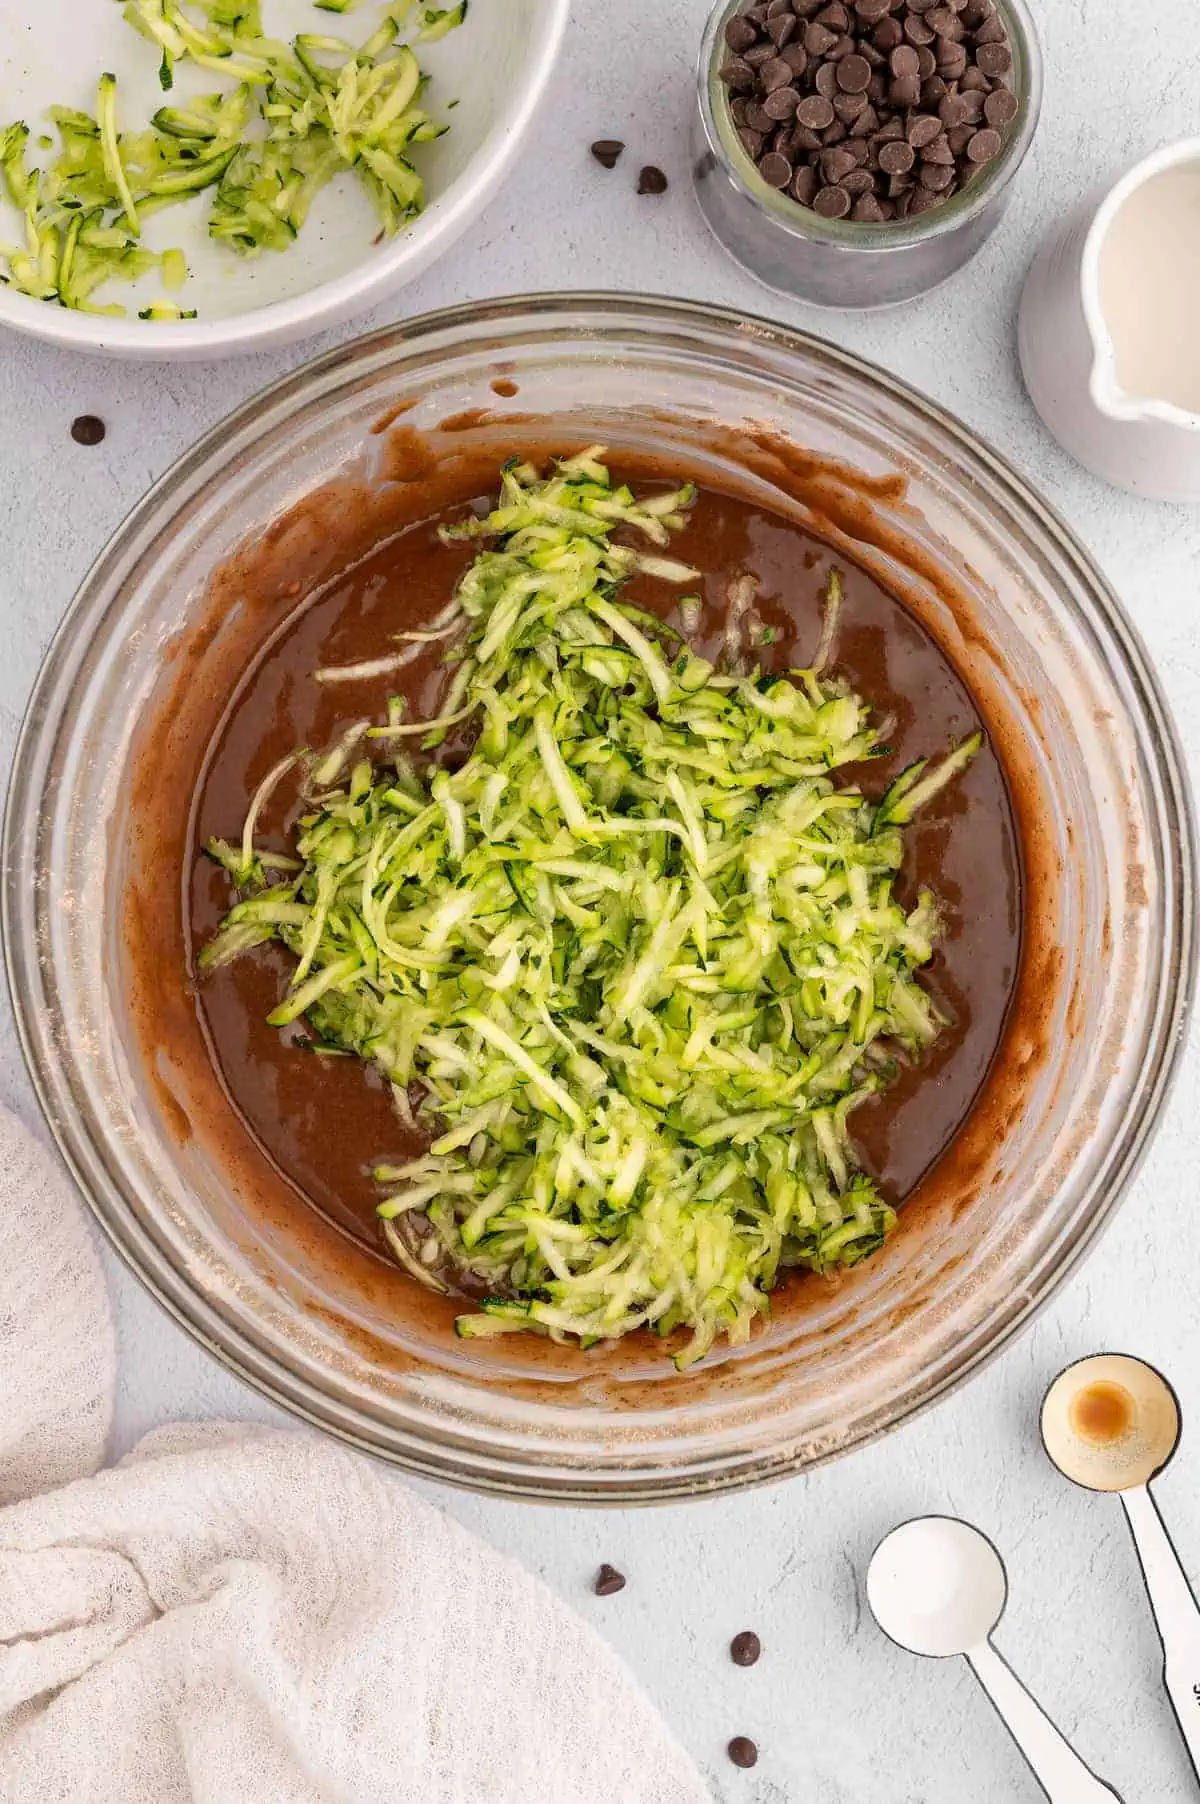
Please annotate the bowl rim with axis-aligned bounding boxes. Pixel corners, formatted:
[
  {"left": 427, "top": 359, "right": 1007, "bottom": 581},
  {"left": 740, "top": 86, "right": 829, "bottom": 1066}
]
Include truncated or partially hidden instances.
[
  {"left": 0, "top": 0, "right": 570, "bottom": 362},
  {"left": 5, "top": 291, "right": 1196, "bottom": 1501}
]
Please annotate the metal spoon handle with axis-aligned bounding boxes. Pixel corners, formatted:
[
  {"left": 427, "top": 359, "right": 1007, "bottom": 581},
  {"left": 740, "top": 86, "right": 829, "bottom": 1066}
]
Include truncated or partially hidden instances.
[
  {"left": 966, "top": 1641, "right": 1125, "bottom": 1802},
  {"left": 1122, "top": 1483, "right": 1200, "bottom": 1779}
]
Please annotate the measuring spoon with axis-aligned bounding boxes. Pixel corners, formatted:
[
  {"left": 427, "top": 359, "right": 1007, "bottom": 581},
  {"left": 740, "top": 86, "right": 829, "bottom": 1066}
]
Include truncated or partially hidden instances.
[
  {"left": 1043, "top": 1353, "right": 1200, "bottom": 1781},
  {"left": 868, "top": 1515, "right": 1124, "bottom": 1802}
]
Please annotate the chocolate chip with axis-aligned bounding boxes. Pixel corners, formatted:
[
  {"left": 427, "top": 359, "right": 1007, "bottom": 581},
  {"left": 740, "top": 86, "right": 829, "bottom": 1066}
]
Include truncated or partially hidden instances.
[
  {"left": 719, "top": 56, "right": 756, "bottom": 88},
  {"left": 984, "top": 84, "right": 1018, "bottom": 127},
  {"left": 878, "top": 137, "right": 915, "bottom": 173},
  {"left": 837, "top": 51, "right": 873, "bottom": 90},
  {"left": 758, "top": 150, "right": 794, "bottom": 186},
  {"left": 731, "top": 1630, "right": 763, "bottom": 1667},
  {"left": 637, "top": 165, "right": 669, "bottom": 194},
  {"left": 834, "top": 89, "right": 870, "bottom": 121},
  {"left": 921, "top": 131, "right": 956, "bottom": 163},
  {"left": 728, "top": 1737, "right": 759, "bottom": 1770},
  {"left": 763, "top": 84, "right": 802, "bottom": 118},
  {"left": 790, "top": 162, "right": 818, "bottom": 204},
  {"left": 821, "top": 145, "right": 859, "bottom": 181},
  {"left": 919, "top": 158, "right": 955, "bottom": 189},
  {"left": 796, "top": 93, "right": 836, "bottom": 128},
  {"left": 972, "top": 10, "right": 1007, "bottom": 42},
  {"left": 814, "top": 181, "right": 852, "bottom": 215},
  {"left": 927, "top": 7, "right": 963, "bottom": 36},
  {"left": 936, "top": 38, "right": 967, "bottom": 76},
  {"left": 907, "top": 111, "right": 941, "bottom": 146},
  {"left": 760, "top": 54, "right": 796, "bottom": 90},
  {"left": 903, "top": 12, "right": 935, "bottom": 42},
  {"left": 975, "top": 37, "right": 1011, "bottom": 73},
  {"left": 725, "top": 15, "right": 759, "bottom": 50},
  {"left": 965, "top": 125, "right": 1002, "bottom": 163},
  {"left": 70, "top": 414, "right": 106, "bottom": 446},
  {"left": 590, "top": 139, "right": 625, "bottom": 169},
  {"left": 716, "top": 0, "right": 1019, "bottom": 226},
  {"left": 594, "top": 1564, "right": 626, "bottom": 1595}
]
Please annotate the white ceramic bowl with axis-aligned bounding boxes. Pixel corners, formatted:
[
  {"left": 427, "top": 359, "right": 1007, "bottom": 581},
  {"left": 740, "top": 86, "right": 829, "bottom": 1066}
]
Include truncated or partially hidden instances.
[{"left": 0, "top": 0, "right": 568, "bottom": 360}]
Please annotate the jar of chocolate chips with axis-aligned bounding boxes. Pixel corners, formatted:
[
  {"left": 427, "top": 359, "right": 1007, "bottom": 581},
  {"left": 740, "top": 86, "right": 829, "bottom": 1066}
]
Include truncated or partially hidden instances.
[{"left": 693, "top": 0, "right": 1042, "bottom": 307}]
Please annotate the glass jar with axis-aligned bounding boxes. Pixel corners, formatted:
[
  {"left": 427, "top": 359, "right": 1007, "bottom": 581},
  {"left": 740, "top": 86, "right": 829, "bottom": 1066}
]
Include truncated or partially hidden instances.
[
  {"left": 693, "top": 0, "right": 1044, "bottom": 309},
  {"left": 4, "top": 295, "right": 1192, "bottom": 1501}
]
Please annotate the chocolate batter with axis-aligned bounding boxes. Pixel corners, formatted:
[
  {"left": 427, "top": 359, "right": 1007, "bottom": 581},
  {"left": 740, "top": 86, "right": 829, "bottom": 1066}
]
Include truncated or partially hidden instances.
[{"left": 188, "top": 468, "right": 1022, "bottom": 1276}]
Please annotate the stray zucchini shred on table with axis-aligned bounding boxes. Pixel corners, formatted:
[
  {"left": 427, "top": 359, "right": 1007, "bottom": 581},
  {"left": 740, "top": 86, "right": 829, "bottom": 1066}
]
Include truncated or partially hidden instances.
[
  {"left": 202, "top": 450, "right": 982, "bottom": 1368},
  {"left": 0, "top": 0, "right": 465, "bottom": 316}
]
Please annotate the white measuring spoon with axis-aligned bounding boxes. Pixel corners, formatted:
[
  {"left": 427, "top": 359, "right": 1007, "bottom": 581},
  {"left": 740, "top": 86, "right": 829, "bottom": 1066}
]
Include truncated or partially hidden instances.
[
  {"left": 867, "top": 1516, "right": 1124, "bottom": 1802},
  {"left": 1043, "top": 1353, "right": 1200, "bottom": 1782}
]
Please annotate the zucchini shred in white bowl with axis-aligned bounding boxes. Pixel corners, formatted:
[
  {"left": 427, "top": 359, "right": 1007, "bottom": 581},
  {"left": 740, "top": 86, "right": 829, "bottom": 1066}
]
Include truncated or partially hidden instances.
[{"left": 0, "top": 0, "right": 568, "bottom": 359}]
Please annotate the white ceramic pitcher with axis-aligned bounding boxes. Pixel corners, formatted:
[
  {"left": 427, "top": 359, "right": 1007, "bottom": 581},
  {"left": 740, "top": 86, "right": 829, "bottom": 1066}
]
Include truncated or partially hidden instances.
[{"left": 1019, "top": 139, "right": 1200, "bottom": 503}]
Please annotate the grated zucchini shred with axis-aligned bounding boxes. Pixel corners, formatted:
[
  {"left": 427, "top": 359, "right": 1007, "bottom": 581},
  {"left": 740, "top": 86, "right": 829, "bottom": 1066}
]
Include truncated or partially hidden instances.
[
  {"left": 0, "top": 0, "right": 463, "bottom": 316},
  {"left": 203, "top": 450, "right": 982, "bottom": 1368}
]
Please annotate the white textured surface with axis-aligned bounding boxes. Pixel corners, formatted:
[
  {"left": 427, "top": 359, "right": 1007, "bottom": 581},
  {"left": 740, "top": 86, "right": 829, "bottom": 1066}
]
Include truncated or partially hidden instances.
[{"left": 3, "top": 2, "right": 1200, "bottom": 1799}]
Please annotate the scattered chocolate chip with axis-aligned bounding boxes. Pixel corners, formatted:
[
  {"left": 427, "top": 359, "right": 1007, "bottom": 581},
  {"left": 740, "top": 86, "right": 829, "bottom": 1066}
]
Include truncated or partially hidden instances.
[
  {"left": 738, "top": 126, "right": 766, "bottom": 158},
  {"left": 873, "top": 16, "right": 903, "bottom": 48},
  {"left": 890, "top": 74, "right": 921, "bottom": 106},
  {"left": 725, "top": 15, "right": 759, "bottom": 51},
  {"left": 821, "top": 145, "right": 859, "bottom": 181},
  {"left": 903, "top": 12, "right": 935, "bottom": 42},
  {"left": 852, "top": 191, "right": 887, "bottom": 219},
  {"left": 728, "top": 1737, "right": 759, "bottom": 1770},
  {"left": 767, "top": 10, "right": 797, "bottom": 47},
  {"left": 815, "top": 58, "right": 842, "bottom": 96},
  {"left": 589, "top": 139, "right": 624, "bottom": 169},
  {"left": 593, "top": 1564, "right": 626, "bottom": 1596},
  {"left": 731, "top": 1631, "right": 763, "bottom": 1667},
  {"left": 834, "top": 88, "right": 870, "bottom": 121},
  {"left": 842, "top": 166, "right": 876, "bottom": 192},
  {"left": 637, "top": 165, "right": 669, "bottom": 194},
  {"left": 71, "top": 415, "right": 106, "bottom": 446},
  {"left": 889, "top": 42, "right": 920, "bottom": 77}
]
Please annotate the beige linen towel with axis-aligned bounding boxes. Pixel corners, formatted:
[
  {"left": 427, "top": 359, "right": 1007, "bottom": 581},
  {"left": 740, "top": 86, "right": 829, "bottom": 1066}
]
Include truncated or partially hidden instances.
[{"left": 0, "top": 1104, "right": 710, "bottom": 1804}]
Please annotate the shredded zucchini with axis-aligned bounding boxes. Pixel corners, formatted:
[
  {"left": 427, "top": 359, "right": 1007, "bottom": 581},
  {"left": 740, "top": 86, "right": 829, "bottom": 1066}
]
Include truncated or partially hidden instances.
[
  {"left": 0, "top": 0, "right": 463, "bottom": 316},
  {"left": 203, "top": 451, "right": 982, "bottom": 1368}
]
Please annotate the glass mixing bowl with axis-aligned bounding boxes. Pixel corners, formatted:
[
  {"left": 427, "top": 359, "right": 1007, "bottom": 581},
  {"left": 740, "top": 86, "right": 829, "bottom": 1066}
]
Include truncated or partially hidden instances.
[{"left": 4, "top": 295, "right": 1194, "bottom": 1503}]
